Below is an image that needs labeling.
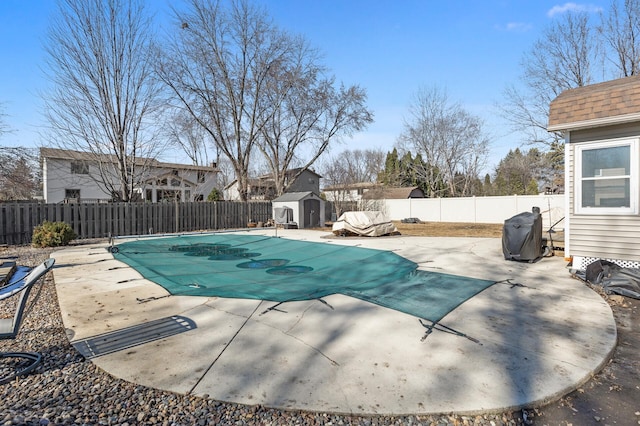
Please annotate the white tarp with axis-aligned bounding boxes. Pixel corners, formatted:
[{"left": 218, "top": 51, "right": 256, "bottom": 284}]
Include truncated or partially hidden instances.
[{"left": 332, "top": 211, "right": 398, "bottom": 237}]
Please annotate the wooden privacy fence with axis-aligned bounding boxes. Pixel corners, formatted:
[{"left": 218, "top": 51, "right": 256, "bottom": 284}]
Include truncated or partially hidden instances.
[{"left": 0, "top": 201, "right": 272, "bottom": 245}]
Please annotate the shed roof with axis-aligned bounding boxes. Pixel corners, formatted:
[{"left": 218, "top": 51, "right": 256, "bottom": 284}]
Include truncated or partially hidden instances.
[
  {"left": 548, "top": 75, "right": 640, "bottom": 132},
  {"left": 272, "top": 191, "right": 318, "bottom": 202}
]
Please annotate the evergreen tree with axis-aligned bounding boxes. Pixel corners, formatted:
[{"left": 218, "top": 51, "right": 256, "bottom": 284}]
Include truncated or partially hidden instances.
[
  {"left": 381, "top": 148, "right": 400, "bottom": 185},
  {"left": 493, "top": 147, "right": 547, "bottom": 195},
  {"left": 526, "top": 178, "right": 540, "bottom": 195},
  {"left": 399, "top": 151, "right": 414, "bottom": 186},
  {"left": 483, "top": 173, "right": 492, "bottom": 196}
]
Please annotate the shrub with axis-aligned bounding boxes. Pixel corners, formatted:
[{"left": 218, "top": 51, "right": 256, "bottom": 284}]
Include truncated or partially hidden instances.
[
  {"left": 32, "top": 221, "right": 77, "bottom": 248},
  {"left": 207, "top": 188, "right": 223, "bottom": 201}
]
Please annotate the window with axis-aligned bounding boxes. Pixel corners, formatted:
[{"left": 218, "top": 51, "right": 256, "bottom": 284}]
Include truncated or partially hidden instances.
[
  {"left": 575, "top": 138, "right": 638, "bottom": 214},
  {"left": 65, "top": 189, "right": 80, "bottom": 200},
  {"left": 70, "top": 161, "right": 89, "bottom": 174},
  {"left": 158, "top": 189, "right": 180, "bottom": 202},
  {"left": 197, "top": 171, "right": 206, "bottom": 183}
]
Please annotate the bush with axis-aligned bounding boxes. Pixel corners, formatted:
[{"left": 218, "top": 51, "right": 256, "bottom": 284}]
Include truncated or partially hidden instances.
[
  {"left": 207, "top": 188, "right": 223, "bottom": 201},
  {"left": 32, "top": 221, "right": 77, "bottom": 248}
]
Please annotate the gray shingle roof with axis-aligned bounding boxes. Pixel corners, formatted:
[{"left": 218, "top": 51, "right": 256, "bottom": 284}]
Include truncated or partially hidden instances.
[{"left": 272, "top": 191, "right": 317, "bottom": 202}]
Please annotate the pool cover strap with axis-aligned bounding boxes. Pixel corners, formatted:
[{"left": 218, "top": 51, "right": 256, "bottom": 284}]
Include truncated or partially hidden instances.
[{"left": 419, "top": 319, "right": 481, "bottom": 344}]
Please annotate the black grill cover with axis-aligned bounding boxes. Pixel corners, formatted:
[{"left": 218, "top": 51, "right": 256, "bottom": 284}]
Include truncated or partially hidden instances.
[{"left": 502, "top": 208, "right": 543, "bottom": 261}]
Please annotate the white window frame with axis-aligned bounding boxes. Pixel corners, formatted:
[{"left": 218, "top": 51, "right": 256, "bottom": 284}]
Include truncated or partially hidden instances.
[{"left": 575, "top": 137, "right": 638, "bottom": 215}]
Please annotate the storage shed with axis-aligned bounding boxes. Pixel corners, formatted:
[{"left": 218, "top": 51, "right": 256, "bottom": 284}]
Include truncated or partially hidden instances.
[
  {"left": 548, "top": 75, "right": 640, "bottom": 270},
  {"left": 272, "top": 191, "right": 325, "bottom": 229}
]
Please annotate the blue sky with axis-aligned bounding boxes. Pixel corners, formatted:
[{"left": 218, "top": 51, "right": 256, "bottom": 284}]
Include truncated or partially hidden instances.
[{"left": 0, "top": 1, "right": 607, "bottom": 172}]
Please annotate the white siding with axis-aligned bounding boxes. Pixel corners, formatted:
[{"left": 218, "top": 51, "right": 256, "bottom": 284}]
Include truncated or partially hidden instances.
[
  {"left": 43, "top": 156, "right": 217, "bottom": 203},
  {"left": 44, "top": 158, "right": 113, "bottom": 203}
]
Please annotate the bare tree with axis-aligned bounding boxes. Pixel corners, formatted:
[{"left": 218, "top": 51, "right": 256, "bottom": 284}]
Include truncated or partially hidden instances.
[
  {"left": 320, "top": 148, "right": 384, "bottom": 187},
  {"left": 256, "top": 52, "right": 373, "bottom": 195},
  {"left": 501, "top": 11, "right": 596, "bottom": 148},
  {"left": 158, "top": 0, "right": 294, "bottom": 201},
  {"left": 320, "top": 148, "right": 383, "bottom": 216},
  {"left": 499, "top": 11, "right": 597, "bottom": 192},
  {"left": 159, "top": 0, "right": 371, "bottom": 200},
  {"left": 214, "top": 156, "right": 235, "bottom": 194},
  {"left": 398, "top": 87, "right": 489, "bottom": 197},
  {"left": 166, "top": 109, "right": 211, "bottom": 167},
  {"left": 43, "top": 0, "right": 163, "bottom": 202},
  {"left": 600, "top": 0, "right": 640, "bottom": 77}
]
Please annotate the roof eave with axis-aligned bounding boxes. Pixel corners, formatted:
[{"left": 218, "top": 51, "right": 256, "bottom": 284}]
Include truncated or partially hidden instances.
[{"left": 548, "top": 111, "right": 640, "bottom": 132}]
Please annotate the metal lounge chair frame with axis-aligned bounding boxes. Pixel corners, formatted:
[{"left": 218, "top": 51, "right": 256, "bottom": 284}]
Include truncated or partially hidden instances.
[{"left": 0, "top": 258, "right": 55, "bottom": 384}]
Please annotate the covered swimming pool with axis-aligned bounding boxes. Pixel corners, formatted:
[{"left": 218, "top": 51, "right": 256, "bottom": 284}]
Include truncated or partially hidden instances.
[{"left": 113, "top": 233, "right": 495, "bottom": 323}]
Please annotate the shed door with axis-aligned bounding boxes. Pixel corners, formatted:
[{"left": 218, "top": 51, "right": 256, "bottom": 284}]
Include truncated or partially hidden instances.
[{"left": 303, "top": 199, "right": 320, "bottom": 228}]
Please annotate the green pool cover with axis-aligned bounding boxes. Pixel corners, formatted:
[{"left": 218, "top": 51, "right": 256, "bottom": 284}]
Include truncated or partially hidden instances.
[{"left": 114, "top": 234, "right": 495, "bottom": 323}]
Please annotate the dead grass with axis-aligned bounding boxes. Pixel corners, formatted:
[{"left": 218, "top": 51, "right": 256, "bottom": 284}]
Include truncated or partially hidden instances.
[
  {"left": 392, "top": 221, "right": 565, "bottom": 256},
  {"left": 392, "top": 221, "right": 504, "bottom": 237},
  {"left": 319, "top": 220, "right": 564, "bottom": 251}
]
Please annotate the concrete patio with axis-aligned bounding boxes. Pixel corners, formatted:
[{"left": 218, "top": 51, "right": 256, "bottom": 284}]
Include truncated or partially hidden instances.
[{"left": 50, "top": 229, "right": 616, "bottom": 416}]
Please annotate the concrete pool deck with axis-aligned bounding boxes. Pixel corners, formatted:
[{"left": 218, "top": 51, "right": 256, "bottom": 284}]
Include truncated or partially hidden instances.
[{"left": 50, "top": 229, "right": 616, "bottom": 416}]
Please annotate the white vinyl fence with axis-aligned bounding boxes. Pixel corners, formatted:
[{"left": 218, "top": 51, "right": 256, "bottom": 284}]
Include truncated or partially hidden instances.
[{"left": 361, "top": 194, "right": 565, "bottom": 231}]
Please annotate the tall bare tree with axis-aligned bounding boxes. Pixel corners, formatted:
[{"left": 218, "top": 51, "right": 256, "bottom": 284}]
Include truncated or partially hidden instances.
[
  {"left": 600, "top": 0, "right": 640, "bottom": 77},
  {"left": 43, "top": 0, "right": 163, "bottom": 202},
  {"left": 398, "top": 87, "right": 489, "bottom": 197},
  {"left": 158, "top": 0, "right": 292, "bottom": 201},
  {"left": 256, "top": 50, "right": 373, "bottom": 196},
  {"left": 159, "top": 0, "right": 371, "bottom": 200},
  {"left": 501, "top": 11, "right": 596, "bottom": 148},
  {"left": 500, "top": 10, "right": 597, "bottom": 191},
  {"left": 320, "top": 148, "right": 384, "bottom": 187},
  {"left": 166, "top": 108, "right": 211, "bottom": 167}
]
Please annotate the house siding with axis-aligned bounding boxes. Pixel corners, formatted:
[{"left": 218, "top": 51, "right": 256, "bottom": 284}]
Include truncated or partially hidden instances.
[
  {"left": 41, "top": 149, "right": 217, "bottom": 203},
  {"left": 286, "top": 169, "right": 320, "bottom": 194},
  {"left": 567, "top": 124, "right": 640, "bottom": 264},
  {"left": 44, "top": 157, "right": 114, "bottom": 202}
]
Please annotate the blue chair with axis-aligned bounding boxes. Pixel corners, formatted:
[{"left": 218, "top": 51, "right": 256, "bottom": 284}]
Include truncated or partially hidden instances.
[{"left": 0, "top": 258, "right": 55, "bottom": 384}]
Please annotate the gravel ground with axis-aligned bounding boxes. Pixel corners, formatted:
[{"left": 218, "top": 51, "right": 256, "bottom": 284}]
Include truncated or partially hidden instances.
[{"left": 0, "top": 240, "right": 610, "bottom": 426}]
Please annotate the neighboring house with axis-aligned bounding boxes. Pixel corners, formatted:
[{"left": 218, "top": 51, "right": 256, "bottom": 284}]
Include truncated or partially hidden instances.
[
  {"left": 548, "top": 75, "right": 640, "bottom": 270},
  {"left": 360, "top": 186, "right": 425, "bottom": 200},
  {"left": 224, "top": 168, "right": 321, "bottom": 201},
  {"left": 41, "top": 148, "right": 218, "bottom": 203},
  {"left": 322, "top": 182, "right": 380, "bottom": 203},
  {"left": 359, "top": 186, "right": 425, "bottom": 213}
]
